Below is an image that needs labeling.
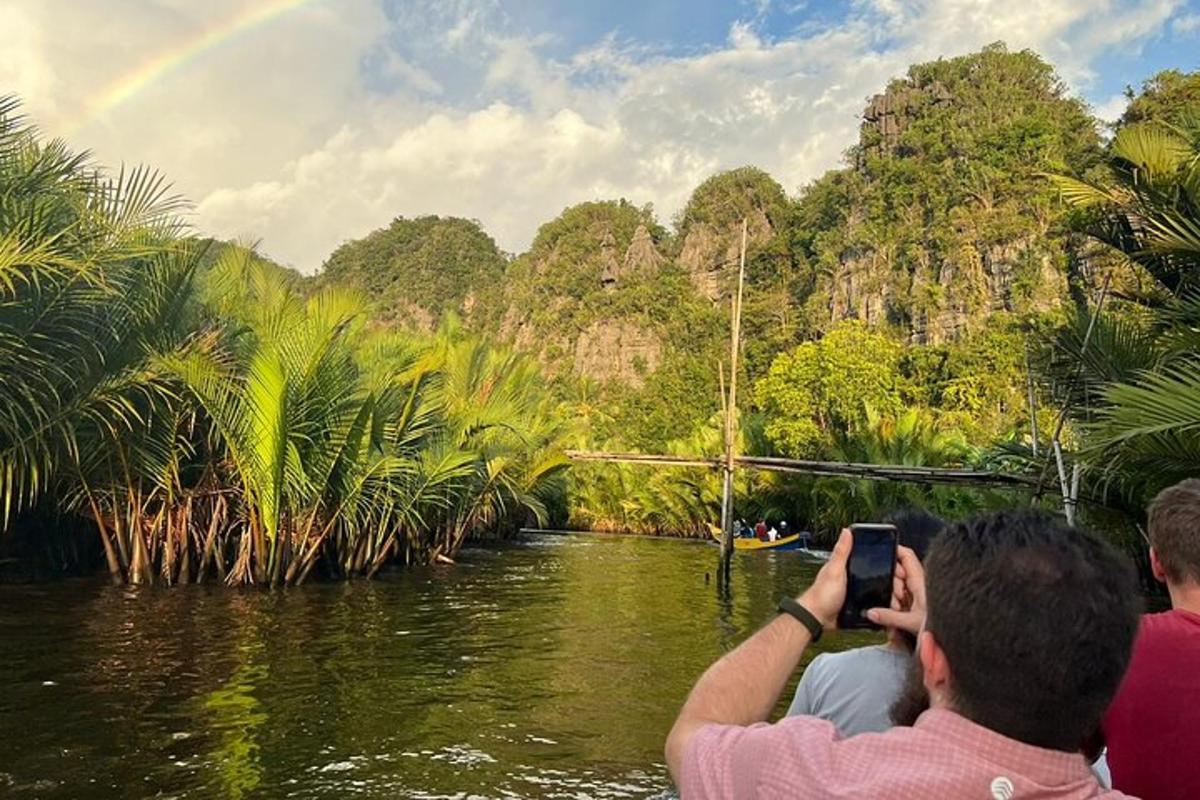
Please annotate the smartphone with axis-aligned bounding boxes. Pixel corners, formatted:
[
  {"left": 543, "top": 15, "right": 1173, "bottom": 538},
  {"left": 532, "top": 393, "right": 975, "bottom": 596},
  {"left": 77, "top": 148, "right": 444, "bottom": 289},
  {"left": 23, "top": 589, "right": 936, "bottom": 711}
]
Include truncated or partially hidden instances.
[{"left": 837, "top": 523, "right": 899, "bottom": 630}]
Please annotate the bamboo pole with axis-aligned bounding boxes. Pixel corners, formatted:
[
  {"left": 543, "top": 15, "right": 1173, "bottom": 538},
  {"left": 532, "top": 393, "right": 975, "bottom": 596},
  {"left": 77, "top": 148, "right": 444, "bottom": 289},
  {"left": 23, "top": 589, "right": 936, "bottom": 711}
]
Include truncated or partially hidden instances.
[
  {"left": 565, "top": 450, "right": 1047, "bottom": 489},
  {"left": 720, "top": 219, "right": 748, "bottom": 572},
  {"left": 1024, "top": 342, "right": 1039, "bottom": 457},
  {"left": 1037, "top": 273, "right": 1112, "bottom": 523}
]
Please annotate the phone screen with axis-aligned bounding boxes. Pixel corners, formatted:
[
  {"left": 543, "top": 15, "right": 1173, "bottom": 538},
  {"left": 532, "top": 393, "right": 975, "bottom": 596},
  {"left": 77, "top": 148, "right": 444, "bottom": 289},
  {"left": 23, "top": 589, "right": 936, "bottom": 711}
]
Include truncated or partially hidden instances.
[{"left": 838, "top": 523, "right": 898, "bottom": 630}]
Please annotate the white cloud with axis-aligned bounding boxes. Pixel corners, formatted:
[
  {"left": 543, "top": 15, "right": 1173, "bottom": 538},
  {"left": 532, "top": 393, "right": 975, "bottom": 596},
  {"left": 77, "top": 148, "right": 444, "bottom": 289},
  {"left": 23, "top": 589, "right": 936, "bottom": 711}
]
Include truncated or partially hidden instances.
[
  {"left": 1093, "top": 92, "right": 1130, "bottom": 122},
  {"left": 1173, "top": 12, "right": 1200, "bottom": 33},
  {"left": 0, "top": 0, "right": 1185, "bottom": 272},
  {"left": 380, "top": 53, "right": 444, "bottom": 96},
  {"left": 729, "top": 20, "right": 764, "bottom": 49},
  {"left": 0, "top": 5, "right": 59, "bottom": 117}
]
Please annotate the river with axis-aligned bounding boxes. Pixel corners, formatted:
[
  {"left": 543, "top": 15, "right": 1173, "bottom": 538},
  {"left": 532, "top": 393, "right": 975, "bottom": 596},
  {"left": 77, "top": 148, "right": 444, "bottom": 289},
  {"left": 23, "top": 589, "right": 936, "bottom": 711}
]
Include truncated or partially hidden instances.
[{"left": 0, "top": 532, "right": 880, "bottom": 799}]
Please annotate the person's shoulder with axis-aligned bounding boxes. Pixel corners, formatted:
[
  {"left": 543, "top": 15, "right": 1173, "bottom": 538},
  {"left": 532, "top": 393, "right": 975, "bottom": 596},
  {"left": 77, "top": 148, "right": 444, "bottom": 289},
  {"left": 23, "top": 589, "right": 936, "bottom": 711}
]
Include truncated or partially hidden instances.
[
  {"left": 815, "top": 644, "right": 904, "bottom": 668},
  {"left": 1138, "top": 608, "right": 1200, "bottom": 641},
  {"left": 799, "top": 646, "right": 902, "bottom": 693}
]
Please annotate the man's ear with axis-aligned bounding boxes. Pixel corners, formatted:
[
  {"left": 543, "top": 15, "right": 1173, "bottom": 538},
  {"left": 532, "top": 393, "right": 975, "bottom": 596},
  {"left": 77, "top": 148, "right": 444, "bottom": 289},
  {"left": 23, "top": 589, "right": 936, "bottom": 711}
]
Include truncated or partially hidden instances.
[
  {"left": 1150, "top": 548, "right": 1168, "bottom": 584},
  {"left": 918, "top": 630, "right": 952, "bottom": 694}
]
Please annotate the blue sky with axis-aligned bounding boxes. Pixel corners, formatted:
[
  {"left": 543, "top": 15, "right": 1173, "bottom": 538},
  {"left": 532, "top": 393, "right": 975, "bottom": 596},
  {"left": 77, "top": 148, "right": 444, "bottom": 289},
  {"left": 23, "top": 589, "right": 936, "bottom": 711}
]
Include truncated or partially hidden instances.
[{"left": 3, "top": 0, "right": 1198, "bottom": 271}]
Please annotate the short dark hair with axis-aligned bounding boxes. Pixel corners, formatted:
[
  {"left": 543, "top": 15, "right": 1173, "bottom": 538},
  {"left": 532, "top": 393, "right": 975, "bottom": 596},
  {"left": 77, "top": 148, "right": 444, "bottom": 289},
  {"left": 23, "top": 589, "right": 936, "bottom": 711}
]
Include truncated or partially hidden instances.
[
  {"left": 883, "top": 508, "right": 945, "bottom": 561},
  {"left": 924, "top": 510, "right": 1140, "bottom": 751},
  {"left": 1147, "top": 478, "right": 1200, "bottom": 584}
]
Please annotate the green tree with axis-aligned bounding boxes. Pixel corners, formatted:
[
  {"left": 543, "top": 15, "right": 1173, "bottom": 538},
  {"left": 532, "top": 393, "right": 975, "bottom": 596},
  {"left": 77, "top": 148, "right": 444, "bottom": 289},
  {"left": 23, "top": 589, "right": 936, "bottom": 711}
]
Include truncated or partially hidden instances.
[
  {"left": 794, "top": 43, "right": 1102, "bottom": 338},
  {"left": 0, "top": 95, "right": 203, "bottom": 579},
  {"left": 808, "top": 407, "right": 999, "bottom": 535},
  {"left": 319, "top": 215, "right": 507, "bottom": 329},
  {"left": 1119, "top": 69, "right": 1200, "bottom": 127},
  {"left": 1047, "top": 113, "right": 1200, "bottom": 500},
  {"left": 757, "top": 321, "right": 905, "bottom": 456}
]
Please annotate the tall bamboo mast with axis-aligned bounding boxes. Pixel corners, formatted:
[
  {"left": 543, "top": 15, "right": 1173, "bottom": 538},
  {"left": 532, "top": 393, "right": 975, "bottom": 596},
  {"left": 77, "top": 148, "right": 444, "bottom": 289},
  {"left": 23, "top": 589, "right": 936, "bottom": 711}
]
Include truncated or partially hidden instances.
[{"left": 720, "top": 219, "right": 749, "bottom": 572}]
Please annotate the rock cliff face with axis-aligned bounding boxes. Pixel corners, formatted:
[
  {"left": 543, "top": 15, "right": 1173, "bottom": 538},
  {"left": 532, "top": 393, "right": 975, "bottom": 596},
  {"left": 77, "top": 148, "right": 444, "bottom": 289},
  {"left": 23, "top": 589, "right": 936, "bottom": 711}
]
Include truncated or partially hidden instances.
[
  {"left": 677, "top": 209, "right": 774, "bottom": 302},
  {"left": 827, "top": 237, "right": 1066, "bottom": 343},
  {"left": 803, "top": 46, "right": 1099, "bottom": 343},
  {"left": 859, "top": 80, "right": 952, "bottom": 163},
  {"left": 623, "top": 224, "right": 667, "bottom": 278},
  {"left": 573, "top": 321, "right": 662, "bottom": 387},
  {"left": 487, "top": 200, "right": 687, "bottom": 385}
]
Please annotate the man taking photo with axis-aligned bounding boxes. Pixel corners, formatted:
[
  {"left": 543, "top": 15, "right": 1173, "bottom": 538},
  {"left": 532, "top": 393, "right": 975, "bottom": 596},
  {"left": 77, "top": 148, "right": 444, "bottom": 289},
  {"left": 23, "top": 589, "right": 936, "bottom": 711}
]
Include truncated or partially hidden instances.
[{"left": 665, "top": 510, "right": 1141, "bottom": 799}]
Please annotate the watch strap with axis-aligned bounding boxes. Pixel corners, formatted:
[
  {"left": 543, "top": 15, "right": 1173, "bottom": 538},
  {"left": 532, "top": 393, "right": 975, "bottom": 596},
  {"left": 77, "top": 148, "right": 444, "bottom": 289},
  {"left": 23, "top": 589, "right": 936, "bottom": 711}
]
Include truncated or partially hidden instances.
[{"left": 778, "top": 596, "right": 823, "bottom": 642}]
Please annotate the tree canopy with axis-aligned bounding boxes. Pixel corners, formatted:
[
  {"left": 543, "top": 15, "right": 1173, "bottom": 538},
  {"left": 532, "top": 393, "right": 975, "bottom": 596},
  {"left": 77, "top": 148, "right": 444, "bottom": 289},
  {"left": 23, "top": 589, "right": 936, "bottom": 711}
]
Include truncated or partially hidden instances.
[{"left": 319, "top": 215, "right": 507, "bottom": 329}]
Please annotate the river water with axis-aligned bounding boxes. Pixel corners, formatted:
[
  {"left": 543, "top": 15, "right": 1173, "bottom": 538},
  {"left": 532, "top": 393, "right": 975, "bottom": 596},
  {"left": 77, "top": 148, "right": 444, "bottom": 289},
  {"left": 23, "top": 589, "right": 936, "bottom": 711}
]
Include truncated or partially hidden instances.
[{"left": 0, "top": 533, "right": 879, "bottom": 799}]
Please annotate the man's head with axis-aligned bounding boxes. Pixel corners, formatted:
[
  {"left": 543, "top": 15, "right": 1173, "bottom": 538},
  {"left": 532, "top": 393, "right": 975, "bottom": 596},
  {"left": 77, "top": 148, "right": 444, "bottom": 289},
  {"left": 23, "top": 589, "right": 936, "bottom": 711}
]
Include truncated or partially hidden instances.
[
  {"left": 1147, "top": 478, "right": 1200, "bottom": 589},
  {"left": 880, "top": 508, "right": 945, "bottom": 651},
  {"left": 896, "top": 509, "right": 1140, "bottom": 752},
  {"left": 883, "top": 507, "right": 945, "bottom": 560}
]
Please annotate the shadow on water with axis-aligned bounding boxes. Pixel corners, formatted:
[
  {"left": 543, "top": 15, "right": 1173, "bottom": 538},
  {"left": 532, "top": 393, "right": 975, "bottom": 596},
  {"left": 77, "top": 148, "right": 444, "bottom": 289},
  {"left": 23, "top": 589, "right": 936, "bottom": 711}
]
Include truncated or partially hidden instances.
[{"left": 0, "top": 533, "right": 879, "bottom": 799}]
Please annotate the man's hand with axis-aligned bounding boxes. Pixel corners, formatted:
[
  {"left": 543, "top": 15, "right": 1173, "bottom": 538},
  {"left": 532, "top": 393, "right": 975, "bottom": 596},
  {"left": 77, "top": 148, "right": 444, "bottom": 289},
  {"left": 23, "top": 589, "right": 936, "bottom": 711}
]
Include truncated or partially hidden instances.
[
  {"left": 798, "top": 529, "right": 852, "bottom": 627},
  {"left": 867, "top": 545, "right": 926, "bottom": 634}
]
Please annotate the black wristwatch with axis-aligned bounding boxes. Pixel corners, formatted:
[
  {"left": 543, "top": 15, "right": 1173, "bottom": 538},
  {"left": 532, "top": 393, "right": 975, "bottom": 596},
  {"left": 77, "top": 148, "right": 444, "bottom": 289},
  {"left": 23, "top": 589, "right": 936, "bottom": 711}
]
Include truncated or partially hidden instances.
[{"left": 778, "top": 596, "right": 823, "bottom": 642}]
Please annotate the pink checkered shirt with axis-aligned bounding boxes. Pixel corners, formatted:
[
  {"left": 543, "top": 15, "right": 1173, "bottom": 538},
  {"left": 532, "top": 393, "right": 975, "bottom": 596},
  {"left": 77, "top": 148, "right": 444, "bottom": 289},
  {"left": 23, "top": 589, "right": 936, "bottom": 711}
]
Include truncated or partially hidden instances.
[{"left": 680, "top": 708, "right": 1133, "bottom": 799}]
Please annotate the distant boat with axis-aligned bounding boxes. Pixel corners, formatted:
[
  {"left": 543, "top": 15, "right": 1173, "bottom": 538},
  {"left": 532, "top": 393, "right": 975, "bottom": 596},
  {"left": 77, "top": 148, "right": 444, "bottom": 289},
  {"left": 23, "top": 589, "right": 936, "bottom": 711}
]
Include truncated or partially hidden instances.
[{"left": 707, "top": 525, "right": 830, "bottom": 559}]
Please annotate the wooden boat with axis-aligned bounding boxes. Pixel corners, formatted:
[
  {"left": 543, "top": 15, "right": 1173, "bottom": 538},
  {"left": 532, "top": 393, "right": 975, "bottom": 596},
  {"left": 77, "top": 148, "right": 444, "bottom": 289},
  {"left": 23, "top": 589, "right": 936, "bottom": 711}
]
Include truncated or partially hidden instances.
[{"left": 707, "top": 525, "right": 828, "bottom": 557}]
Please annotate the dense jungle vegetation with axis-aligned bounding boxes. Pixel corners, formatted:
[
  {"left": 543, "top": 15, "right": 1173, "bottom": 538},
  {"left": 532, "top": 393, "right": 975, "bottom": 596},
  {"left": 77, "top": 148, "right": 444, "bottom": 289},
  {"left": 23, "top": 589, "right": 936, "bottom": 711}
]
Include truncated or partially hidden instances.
[{"left": 2, "top": 46, "right": 1199, "bottom": 582}]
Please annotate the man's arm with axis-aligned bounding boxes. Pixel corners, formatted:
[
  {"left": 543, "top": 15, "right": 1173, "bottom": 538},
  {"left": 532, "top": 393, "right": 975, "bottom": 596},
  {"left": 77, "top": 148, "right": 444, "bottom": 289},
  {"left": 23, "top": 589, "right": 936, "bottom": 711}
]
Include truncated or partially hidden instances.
[{"left": 664, "top": 530, "right": 852, "bottom": 782}]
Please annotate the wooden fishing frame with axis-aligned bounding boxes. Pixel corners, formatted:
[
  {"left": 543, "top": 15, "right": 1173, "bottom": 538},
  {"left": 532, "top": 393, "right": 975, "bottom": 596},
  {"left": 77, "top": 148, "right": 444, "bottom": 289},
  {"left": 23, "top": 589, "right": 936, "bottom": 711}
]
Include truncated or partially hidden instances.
[{"left": 566, "top": 450, "right": 1043, "bottom": 490}]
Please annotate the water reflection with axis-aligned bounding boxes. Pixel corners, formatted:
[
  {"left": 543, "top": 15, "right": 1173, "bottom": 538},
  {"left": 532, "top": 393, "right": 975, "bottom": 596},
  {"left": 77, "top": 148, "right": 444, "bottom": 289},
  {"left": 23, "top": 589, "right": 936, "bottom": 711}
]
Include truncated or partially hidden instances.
[{"left": 0, "top": 534, "right": 878, "bottom": 798}]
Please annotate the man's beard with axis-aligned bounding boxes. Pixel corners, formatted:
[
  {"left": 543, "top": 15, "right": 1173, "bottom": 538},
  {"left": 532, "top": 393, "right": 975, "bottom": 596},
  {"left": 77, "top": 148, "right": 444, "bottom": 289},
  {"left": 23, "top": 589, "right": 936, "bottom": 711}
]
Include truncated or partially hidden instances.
[{"left": 889, "top": 653, "right": 930, "bottom": 727}]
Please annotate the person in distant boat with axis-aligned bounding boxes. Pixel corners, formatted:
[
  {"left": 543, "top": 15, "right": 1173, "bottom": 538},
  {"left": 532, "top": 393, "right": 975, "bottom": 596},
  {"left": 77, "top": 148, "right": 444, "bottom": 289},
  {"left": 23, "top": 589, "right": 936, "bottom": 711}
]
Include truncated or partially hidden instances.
[
  {"left": 754, "top": 519, "right": 768, "bottom": 541},
  {"left": 778, "top": 520, "right": 790, "bottom": 539},
  {"left": 767, "top": 525, "right": 778, "bottom": 542},
  {"left": 786, "top": 508, "right": 945, "bottom": 736},
  {"left": 738, "top": 519, "right": 753, "bottom": 539}
]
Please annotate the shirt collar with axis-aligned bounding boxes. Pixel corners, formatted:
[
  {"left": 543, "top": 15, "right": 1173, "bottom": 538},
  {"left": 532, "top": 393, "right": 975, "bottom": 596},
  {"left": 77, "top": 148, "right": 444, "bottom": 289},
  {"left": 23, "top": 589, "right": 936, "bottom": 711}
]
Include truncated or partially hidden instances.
[{"left": 914, "top": 708, "right": 1096, "bottom": 786}]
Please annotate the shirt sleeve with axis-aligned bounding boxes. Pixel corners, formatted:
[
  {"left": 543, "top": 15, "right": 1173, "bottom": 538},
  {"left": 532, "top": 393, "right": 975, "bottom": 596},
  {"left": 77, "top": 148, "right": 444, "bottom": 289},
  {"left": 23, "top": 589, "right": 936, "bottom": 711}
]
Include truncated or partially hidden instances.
[
  {"left": 679, "top": 716, "right": 842, "bottom": 800},
  {"left": 786, "top": 654, "right": 826, "bottom": 717}
]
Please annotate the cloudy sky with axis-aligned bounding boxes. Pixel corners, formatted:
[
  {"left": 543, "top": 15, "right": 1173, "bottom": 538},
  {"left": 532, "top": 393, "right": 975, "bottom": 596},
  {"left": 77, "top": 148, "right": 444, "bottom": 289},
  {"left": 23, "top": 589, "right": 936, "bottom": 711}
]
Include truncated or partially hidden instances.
[{"left": 2, "top": 0, "right": 1198, "bottom": 272}]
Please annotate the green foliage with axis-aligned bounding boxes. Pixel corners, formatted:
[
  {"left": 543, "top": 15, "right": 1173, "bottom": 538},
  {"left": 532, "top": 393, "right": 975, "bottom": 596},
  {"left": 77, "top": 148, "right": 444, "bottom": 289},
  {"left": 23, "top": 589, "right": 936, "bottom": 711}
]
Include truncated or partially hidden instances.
[
  {"left": 807, "top": 408, "right": 1009, "bottom": 535},
  {"left": 170, "top": 263, "right": 573, "bottom": 585},
  {"left": 319, "top": 215, "right": 507, "bottom": 328},
  {"left": 676, "top": 166, "right": 791, "bottom": 234},
  {"left": 795, "top": 44, "right": 1101, "bottom": 335},
  {"left": 0, "top": 94, "right": 195, "bottom": 528},
  {"left": 0, "top": 96, "right": 569, "bottom": 583},
  {"left": 901, "top": 314, "right": 1043, "bottom": 441},
  {"left": 1119, "top": 69, "right": 1200, "bottom": 128},
  {"left": 680, "top": 166, "right": 812, "bottom": 374},
  {"left": 513, "top": 199, "right": 663, "bottom": 304},
  {"left": 488, "top": 198, "right": 727, "bottom": 454},
  {"left": 1047, "top": 108, "right": 1200, "bottom": 502},
  {"left": 757, "top": 321, "right": 904, "bottom": 455}
]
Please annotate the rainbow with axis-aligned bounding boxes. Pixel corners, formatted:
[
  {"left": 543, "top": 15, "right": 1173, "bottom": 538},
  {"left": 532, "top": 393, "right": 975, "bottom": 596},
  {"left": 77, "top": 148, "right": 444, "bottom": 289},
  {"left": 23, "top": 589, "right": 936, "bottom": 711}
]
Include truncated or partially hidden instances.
[{"left": 66, "top": 0, "right": 321, "bottom": 134}]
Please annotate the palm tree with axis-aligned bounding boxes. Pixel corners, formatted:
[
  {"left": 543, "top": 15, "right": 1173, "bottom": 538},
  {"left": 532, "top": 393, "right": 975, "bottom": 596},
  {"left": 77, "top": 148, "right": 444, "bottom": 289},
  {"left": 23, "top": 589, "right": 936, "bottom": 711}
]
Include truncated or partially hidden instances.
[
  {"left": 809, "top": 407, "right": 991, "bottom": 534},
  {"left": 0, "top": 94, "right": 571, "bottom": 583},
  {"left": 0, "top": 95, "right": 201, "bottom": 581},
  {"left": 1047, "top": 114, "right": 1200, "bottom": 499},
  {"left": 416, "top": 318, "right": 573, "bottom": 560}
]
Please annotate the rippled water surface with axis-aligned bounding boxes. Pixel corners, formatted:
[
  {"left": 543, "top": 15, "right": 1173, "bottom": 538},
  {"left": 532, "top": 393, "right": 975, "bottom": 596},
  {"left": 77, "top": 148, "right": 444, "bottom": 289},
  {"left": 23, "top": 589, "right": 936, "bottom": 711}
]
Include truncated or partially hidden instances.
[{"left": 0, "top": 533, "right": 878, "bottom": 798}]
